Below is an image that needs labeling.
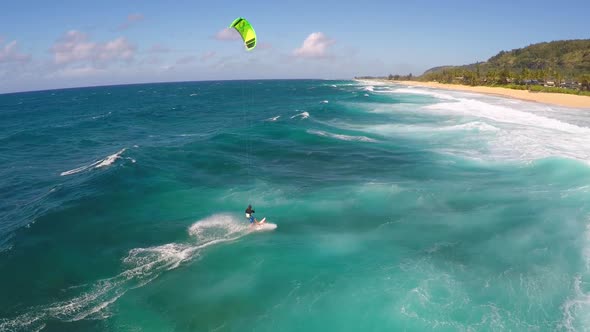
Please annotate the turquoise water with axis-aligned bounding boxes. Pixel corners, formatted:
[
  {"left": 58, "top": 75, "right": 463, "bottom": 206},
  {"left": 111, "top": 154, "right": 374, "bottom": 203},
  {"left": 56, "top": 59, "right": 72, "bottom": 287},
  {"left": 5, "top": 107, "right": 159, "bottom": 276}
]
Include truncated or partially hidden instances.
[{"left": 1, "top": 80, "right": 590, "bottom": 331}]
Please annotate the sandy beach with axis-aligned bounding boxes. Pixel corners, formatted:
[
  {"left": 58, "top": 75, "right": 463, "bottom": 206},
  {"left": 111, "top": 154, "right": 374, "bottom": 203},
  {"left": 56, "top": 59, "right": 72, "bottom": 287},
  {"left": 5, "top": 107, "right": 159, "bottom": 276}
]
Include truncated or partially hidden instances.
[{"left": 366, "top": 80, "right": 590, "bottom": 109}]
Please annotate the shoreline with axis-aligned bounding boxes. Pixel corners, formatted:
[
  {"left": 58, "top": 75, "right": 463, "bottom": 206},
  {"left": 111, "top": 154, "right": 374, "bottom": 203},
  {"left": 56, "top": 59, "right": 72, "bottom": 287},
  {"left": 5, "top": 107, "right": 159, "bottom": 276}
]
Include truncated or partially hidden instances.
[{"left": 365, "top": 79, "right": 590, "bottom": 109}]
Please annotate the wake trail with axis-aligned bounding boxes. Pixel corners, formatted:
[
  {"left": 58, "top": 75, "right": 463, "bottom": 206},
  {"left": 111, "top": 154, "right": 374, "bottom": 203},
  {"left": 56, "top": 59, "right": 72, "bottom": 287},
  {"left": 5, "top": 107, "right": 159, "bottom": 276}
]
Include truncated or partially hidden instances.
[{"left": 0, "top": 214, "right": 260, "bottom": 331}]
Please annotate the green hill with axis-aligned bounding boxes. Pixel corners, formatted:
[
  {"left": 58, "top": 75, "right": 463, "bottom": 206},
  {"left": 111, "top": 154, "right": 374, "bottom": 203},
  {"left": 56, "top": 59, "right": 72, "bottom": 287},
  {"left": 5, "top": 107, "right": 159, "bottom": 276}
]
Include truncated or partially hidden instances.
[{"left": 421, "top": 39, "right": 590, "bottom": 86}]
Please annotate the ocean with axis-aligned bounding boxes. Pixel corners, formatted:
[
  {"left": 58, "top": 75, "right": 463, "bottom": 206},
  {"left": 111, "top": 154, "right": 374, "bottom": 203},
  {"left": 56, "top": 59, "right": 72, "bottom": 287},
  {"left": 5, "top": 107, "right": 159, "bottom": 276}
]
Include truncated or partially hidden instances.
[{"left": 1, "top": 79, "right": 590, "bottom": 331}]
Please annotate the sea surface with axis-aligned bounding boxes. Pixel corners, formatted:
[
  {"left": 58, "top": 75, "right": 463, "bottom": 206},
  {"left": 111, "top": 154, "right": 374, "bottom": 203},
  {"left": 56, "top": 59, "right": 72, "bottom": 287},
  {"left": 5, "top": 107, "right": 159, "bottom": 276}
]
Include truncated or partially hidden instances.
[{"left": 1, "top": 80, "right": 590, "bottom": 331}]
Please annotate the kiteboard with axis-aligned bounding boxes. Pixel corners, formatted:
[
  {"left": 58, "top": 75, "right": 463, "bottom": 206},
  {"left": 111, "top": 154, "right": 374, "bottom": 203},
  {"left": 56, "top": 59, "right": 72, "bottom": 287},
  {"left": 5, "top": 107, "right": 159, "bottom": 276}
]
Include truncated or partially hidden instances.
[{"left": 251, "top": 218, "right": 277, "bottom": 232}]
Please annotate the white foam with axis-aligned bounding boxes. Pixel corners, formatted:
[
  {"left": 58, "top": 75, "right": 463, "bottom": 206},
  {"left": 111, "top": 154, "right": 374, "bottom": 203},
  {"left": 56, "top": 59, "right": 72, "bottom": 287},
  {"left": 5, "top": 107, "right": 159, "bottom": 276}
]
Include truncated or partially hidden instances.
[
  {"left": 189, "top": 93, "right": 198, "bottom": 96},
  {"left": 441, "top": 121, "right": 500, "bottom": 132},
  {"left": 352, "top": 120, "right": 498, "bottom": 138},
  {"left": 95, "top": 148, "right": 126, "bottom": 168},
  {"left": 560, "top": 275, "right": 590, "bottom": 332},
  {"left": 424, "top": 98, "right": 590, "bottom": 163},
  {"left": 178, "top": 134, "right": 200, "bottom": 137},
  {"left": 266, "top": 115, "right": 280, "bottom": 122},
  {"left": 0, "top": 314, "right": 43, "bottom": 332},
  {"left": 91, "top": 111, "right": 111, "bottom": 120},
  {"left": 0, "top": 244, "right": 13, "bottom": 253},
  {"left": 188, "top": 213, "right": 249, "bottom": 239},
  {"left": 1, "top": 213, "right": 266, "bottom": 330},
  {"left": 559, "top": 222, "right": 590, "bottom": 331},
  {"left": 60, "top": 165, "right": 93, "bottom": 177},
  {"left": 362, "top": 121, "right": 498, "bottom": 134},
  {"left": 60, "top": 148, "right": 126, "bottom": 176},
  {"left": 291, "top": 111, "right": 310, "bottom": 119},
  {"left": 424, "top": 98, "right": 589, "bottom": 133},
  {"left": 307, "top": 129, "right": 376, "bottom": 143},
  {"left": 348, "top": 86, "right": 590, "bottom": 163},
  {"left": 251, "top": 223, "right": 278, "bottom": 232},
  {"left": 321, "top": 100, "right": 329, "bottom": 104},
  {"left": 387, "top": 87, "right": 458, "bottom": 101}
]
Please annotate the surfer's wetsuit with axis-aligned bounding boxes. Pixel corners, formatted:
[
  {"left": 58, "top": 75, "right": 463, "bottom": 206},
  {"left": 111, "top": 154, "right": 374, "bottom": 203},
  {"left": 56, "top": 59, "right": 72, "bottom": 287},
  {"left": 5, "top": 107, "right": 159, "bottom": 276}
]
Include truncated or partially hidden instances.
[{"left": 245, "top": 206, "right": 255, "bottom": 223}]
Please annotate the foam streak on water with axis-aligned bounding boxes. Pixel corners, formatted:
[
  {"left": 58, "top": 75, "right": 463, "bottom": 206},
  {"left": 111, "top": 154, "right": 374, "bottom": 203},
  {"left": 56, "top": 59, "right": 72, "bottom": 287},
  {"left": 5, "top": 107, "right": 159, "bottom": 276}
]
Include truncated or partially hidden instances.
[
  {"left": 0, "top": 214, "right": 261, "bottom": 331},
  {"left": 60, "top": 148, "right": 127, "bottom": 176}
]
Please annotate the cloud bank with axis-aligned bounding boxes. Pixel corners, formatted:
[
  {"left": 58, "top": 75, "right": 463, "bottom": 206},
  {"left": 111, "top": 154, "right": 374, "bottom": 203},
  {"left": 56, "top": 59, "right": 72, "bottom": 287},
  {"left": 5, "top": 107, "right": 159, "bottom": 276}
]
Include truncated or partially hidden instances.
[
  {"left": 293, "top": 32, "right": 334, "bottom": 58},
  {"left": 119, "top": 13, "right": 144, "bottom": 30},
  {"left": 0, "top": 40, "right": 31, "bottom": 64},
  {"left": 51, "top": 30, "right": 135, "bottom": 66},
  {"left": 214, "top": 28, "right": 241, "bottom": 41}
]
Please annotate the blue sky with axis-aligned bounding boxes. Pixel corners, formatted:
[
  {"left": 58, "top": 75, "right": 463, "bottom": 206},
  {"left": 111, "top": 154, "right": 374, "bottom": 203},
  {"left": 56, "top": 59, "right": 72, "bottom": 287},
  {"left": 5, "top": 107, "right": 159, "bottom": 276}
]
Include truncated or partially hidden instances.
[{"left": 1, "top": 0, "right": 588, "bottom": 93}]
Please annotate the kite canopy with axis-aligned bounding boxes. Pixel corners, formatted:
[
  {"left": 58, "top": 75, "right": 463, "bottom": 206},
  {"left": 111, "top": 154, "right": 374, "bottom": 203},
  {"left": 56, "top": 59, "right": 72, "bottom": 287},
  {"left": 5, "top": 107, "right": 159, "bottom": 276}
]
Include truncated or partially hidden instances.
[{"left": 230, "top": 17, "right": 256, "bottom": 51}]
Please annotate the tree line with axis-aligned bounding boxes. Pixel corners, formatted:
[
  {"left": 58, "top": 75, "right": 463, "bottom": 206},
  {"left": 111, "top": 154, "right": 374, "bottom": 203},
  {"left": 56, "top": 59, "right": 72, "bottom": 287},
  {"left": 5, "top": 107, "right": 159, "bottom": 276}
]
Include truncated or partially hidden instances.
[{"left": 386, "top": 67, "right": 590, "bottom": 91}]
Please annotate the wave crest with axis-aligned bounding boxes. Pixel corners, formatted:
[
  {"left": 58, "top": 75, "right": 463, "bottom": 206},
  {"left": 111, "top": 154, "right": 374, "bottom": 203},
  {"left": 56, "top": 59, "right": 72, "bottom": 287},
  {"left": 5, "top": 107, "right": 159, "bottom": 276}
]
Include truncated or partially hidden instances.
[
  {"left": 307, "top": 129, "right": 376, "bottom": 143},
  {"left": 60, "top": 148, "right": 127, "bottom": 176}
]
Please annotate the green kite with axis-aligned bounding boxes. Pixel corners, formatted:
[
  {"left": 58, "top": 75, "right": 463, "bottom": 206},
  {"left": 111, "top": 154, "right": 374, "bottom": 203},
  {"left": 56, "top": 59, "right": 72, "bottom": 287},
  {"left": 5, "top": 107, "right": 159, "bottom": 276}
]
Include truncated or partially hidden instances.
[{"left": 230, "top": 17, "right": 257, "bottom": 51}]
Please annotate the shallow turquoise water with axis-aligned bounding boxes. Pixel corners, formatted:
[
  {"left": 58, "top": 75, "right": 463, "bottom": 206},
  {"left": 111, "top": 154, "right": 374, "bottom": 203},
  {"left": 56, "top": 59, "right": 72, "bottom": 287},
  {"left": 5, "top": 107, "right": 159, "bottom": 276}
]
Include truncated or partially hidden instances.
[{"left": 1, "top": 80, "right": 590, "bottom": 331}]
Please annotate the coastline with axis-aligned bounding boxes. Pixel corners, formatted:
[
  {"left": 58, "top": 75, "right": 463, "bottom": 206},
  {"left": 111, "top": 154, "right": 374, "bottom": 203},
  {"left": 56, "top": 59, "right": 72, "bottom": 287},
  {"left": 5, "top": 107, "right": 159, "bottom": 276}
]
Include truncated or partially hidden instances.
[{"left": 365, "top": 79, "right": 590, "bottom": 109}]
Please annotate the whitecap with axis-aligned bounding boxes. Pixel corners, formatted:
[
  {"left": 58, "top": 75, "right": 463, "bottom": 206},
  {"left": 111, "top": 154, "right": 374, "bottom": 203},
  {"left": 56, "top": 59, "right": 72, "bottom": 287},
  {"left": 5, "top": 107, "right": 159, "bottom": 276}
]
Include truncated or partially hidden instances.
[
  {"left": 307, "top": 129, "right": 376, "bottom": 142},
  {"left": 291, "top": 111, "right": 310, "bottom": 120},
  {"left": 60, "top": 148, "right": 127, "bottom": 176},
  {"left": 91, "top": 111, "right": 111, "bottom": 120}
]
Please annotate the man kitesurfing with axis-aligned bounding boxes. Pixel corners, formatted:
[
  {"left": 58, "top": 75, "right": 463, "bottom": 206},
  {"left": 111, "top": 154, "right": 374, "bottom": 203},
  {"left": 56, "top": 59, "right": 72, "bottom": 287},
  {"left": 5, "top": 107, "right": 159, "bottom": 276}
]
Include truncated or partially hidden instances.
[
  {"left": 229, "top": 17, "right": 265, "bottom": 226},
  {"left": 229, "top": 17, "right": 271, "bottom": 228},
  {"left": 245, "top": 204, "right": 265, "bottom": 225}
]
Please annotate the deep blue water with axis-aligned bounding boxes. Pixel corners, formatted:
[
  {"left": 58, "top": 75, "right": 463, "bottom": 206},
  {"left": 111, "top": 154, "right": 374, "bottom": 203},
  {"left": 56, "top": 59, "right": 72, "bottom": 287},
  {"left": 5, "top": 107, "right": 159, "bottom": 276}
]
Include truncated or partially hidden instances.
[{"left": 1, "top": 80, "right": 590, "bottom": 331}]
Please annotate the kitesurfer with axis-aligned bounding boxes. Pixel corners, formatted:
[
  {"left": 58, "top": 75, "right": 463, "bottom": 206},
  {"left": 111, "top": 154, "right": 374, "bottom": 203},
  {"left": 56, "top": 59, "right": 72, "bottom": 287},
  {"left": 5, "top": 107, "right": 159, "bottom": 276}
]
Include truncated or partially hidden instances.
[{"left": 245, "top": 204, "right": 257, "bottom": 224}]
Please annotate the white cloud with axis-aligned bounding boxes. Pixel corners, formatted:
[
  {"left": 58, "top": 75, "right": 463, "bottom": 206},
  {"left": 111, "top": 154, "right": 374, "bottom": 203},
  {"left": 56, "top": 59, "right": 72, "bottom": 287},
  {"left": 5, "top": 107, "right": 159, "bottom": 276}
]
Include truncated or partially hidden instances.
[
  {"left": 141, "top": 56, "right": 163, "bottom": 65},
  {"left": 119, "top": 13, "right": 144, "bottom": 30},
  {"left": 293, "top": 32, "right": 334, "bottom": 58},
  {"left": 257, "top": 42, "right": 272, "bottom": 50},
  {"left": 127, "top": 13, "right": 144, "bottom": 22},
  {"left": 214, "top": 28, "right": 241, "bottom": 41},
  {"left": 51, "top": 30, "right": 135, "bottom": 66},
  {"left": 200, "top": 51, "right": 216, "bottom": 61},
  {"left": 99, "top": 38, "right": 135, "bottom": 61},
  {"left": 53, "top": 66, "right": 104, "bottom": 78},
  {"left": 176, "top": 56, "right": 197, "bottom": 65},
  {"left": 148, "top": 44, "right": 170, "bottom": 53},
  {"left": 0, "top": 40, "right": 31, "bottom": 63}
]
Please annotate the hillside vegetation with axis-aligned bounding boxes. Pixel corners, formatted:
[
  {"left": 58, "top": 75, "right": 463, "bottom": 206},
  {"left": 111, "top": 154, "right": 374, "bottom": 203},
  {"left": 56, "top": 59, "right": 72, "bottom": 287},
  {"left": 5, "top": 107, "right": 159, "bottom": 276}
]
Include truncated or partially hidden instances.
[{"left": 418, "top": 40, "right": 590, "bottom": 91}]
